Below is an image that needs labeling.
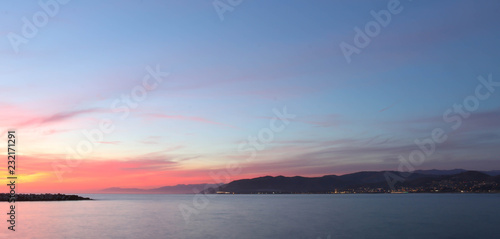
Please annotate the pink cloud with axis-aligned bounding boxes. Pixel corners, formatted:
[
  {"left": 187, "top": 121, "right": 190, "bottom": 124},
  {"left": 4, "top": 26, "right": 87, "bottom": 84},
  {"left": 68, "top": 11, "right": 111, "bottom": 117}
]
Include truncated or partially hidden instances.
[{"left": 0, "top": 105, "right": 103, "bottom": 132}]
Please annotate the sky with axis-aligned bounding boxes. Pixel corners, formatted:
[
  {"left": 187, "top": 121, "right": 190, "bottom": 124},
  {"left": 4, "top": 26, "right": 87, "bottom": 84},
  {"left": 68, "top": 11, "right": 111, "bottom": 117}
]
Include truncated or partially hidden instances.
[{"left": 1, "top": 0, "right": 500, "bottom": 193}]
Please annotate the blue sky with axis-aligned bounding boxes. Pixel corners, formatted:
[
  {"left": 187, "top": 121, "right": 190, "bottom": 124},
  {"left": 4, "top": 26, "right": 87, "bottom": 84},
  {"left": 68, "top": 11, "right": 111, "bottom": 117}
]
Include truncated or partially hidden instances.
[{"left": 1, "top": 0, "right": 500, "bottom": 192}]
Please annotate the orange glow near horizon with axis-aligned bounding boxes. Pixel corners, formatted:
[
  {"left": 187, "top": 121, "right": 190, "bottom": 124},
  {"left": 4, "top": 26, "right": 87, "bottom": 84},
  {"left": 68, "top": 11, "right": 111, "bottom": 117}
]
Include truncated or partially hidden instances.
[
  {"left": 9, "top": 152, "right": 339, "bottom": 194},
  {"left": 8, "top": 154, "right": 284, "bottom": 194}
]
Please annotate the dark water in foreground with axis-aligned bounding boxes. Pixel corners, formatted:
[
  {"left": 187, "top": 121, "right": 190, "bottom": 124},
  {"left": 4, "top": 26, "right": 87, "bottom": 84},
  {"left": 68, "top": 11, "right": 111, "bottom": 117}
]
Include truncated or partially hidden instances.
[{"left": 1, "top": 194, "right": 499, "bottom": 239}]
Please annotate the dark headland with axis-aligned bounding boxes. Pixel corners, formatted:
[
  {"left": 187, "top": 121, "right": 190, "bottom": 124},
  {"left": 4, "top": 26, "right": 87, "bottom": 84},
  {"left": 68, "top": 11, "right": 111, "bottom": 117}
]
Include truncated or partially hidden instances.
[
  {"left": 0, "top": 193, "right": 92, "bottom": 201},
  {"left": 100, "top": 169, "right": 500, "bottom": 195},
  {"left": 205, "top": 170, "right": 500, "bottom": 194}
]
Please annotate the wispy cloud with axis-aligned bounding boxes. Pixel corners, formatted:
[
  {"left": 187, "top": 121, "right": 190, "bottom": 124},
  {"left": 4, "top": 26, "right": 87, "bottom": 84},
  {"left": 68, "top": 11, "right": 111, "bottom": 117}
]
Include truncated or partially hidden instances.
[
  {"left": 146, "top": 113, "right": 238, "bottom": 129},
  {"left": 257, "top": 114, "right": 343, "bottom": 128},
  {"left": 379, "top": 101, "right": 399, "bottom": 112},
  {"left": 11, "top": 108, "right": 103, "bottom": 129}
]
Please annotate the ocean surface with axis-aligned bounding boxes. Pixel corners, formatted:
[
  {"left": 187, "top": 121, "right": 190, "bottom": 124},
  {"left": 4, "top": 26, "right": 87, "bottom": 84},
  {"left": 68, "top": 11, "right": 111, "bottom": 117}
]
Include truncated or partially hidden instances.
[{"left": 1, "top": 193, "right": 499, "bottom": 239}]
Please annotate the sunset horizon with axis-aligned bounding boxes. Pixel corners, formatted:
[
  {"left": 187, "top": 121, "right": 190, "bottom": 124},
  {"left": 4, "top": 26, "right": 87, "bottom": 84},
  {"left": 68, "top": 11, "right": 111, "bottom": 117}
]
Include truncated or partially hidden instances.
[
  {"left": 14, "top": 167, "right": 500, "bottom": 194},
  {"left": 2, "top": 1, "right": 500, "bottom": 238}
]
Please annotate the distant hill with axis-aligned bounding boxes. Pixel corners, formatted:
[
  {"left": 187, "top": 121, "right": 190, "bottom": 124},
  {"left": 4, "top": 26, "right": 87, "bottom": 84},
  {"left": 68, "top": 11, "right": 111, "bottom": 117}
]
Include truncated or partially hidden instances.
[
  {"left": 414, "top": 169, "right": 468, "bottom": 175},
  {"left": 100, "top": 169, "right": 500, "bottom": 194},
  {"left": 211, "top": 170, "right": 500, "bottom": 194},
  {"left": 415, "top": 169, "right": 500, "bottom": 176},
  {"left": 482, "top": 170, "right": 500, "bottom": 176},
  {"left": 213, "top": 171, "right": 427, "bottom": 193},
  {"left": 101, "top": 184, "right": 220, "bottom": 194}
]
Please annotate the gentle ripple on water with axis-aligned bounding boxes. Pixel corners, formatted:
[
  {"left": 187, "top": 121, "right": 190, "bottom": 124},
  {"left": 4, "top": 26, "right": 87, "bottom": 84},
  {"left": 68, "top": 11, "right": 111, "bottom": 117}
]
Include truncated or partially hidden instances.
[{"left": 1, "top": 193, "right": 499, "bottom": 239}]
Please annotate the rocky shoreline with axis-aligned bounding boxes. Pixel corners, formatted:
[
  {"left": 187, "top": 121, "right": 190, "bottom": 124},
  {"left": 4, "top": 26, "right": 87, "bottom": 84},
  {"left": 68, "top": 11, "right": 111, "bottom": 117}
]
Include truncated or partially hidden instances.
[{"left": 0, "top": 193, "right": 92, "bottom": 201}]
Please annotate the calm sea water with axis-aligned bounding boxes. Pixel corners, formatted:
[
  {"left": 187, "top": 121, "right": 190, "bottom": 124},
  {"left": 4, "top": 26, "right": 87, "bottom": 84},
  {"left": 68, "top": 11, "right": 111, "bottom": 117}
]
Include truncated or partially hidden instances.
[{"left": 1, "top": 194, "right": 499, "bottom": 239}]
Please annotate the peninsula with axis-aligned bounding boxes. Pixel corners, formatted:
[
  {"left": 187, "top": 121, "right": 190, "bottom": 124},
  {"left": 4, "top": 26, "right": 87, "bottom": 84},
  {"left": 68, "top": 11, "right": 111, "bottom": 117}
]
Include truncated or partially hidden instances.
[{"left": 0, "top": 193, "right": 92, "bottom": 201}]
